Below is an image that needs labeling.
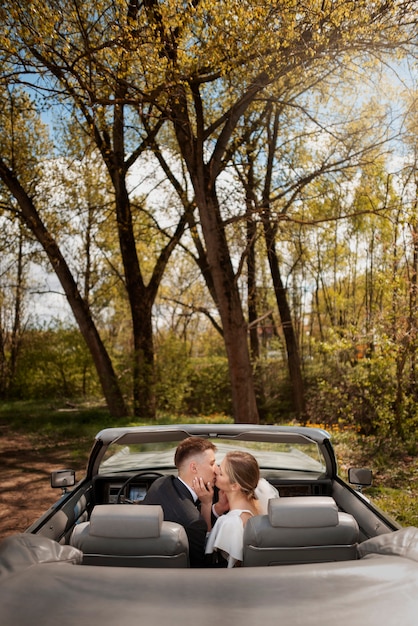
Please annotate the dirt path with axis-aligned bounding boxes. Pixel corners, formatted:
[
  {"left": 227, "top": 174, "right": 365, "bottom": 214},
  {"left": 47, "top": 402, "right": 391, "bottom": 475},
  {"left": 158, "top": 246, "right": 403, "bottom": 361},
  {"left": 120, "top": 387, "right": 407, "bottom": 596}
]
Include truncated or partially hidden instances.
[{"left": 0, "top": 427, "right": 84, "bottom": 542}]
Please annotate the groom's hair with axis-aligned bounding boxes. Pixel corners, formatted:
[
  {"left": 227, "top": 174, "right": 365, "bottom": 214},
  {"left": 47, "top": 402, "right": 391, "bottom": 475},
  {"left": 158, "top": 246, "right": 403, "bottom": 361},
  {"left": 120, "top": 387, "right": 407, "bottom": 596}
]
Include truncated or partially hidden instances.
[{"left": 174, "top": 437, "right": 216, "bottom": 469}]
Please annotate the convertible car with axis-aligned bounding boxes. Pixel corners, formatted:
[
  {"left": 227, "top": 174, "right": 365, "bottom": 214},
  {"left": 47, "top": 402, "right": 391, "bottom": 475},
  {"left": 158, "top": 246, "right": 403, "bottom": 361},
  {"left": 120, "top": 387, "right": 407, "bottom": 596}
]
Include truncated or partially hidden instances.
[{"left": 1, "top": 423, "right": 418, "bottom": 626}]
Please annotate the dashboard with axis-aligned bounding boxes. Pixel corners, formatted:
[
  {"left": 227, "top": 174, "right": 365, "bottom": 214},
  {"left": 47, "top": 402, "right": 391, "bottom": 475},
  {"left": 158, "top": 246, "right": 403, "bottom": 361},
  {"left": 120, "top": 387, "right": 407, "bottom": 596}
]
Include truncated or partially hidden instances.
[
  {"left": 92, "top": 473, "right": 333, "bottom": 506},
  {"left": 93, "top": 474, "right": 161, "bottom": 505}
]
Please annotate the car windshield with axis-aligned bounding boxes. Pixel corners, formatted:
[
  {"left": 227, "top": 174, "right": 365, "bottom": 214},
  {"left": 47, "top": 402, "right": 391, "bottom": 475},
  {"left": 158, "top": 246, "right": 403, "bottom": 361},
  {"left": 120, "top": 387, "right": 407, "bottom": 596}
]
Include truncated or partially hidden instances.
[{"left": 98, "top": 438, "right": 326, "bottom": 477}]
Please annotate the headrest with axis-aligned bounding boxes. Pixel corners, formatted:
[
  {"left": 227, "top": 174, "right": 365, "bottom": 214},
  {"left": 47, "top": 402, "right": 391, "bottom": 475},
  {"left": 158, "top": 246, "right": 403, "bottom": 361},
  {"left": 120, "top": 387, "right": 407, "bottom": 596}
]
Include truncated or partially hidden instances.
[
  {"left": 268, "top": 496, "right": 339, "bottom": 528},
  {"left": 89, "top": 505, "right": 163, "bottom": 539}
]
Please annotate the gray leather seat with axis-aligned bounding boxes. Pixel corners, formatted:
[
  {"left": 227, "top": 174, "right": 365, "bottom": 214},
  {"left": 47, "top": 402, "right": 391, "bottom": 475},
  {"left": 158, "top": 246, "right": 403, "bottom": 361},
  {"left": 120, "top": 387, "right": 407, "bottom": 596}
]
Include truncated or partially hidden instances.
[
  {"left": 70, "top": 504, "right": 189, "bottom": 567},
  {"left": 243, "top": 496, "right": 359, "bottom": 566}
]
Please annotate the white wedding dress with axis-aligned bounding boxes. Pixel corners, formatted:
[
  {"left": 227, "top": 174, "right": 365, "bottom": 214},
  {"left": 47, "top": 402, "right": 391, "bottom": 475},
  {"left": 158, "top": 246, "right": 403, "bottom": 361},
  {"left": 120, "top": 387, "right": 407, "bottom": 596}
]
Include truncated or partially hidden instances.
[{"left": 205, "top": 479, "right": 279, "bottom": 567}]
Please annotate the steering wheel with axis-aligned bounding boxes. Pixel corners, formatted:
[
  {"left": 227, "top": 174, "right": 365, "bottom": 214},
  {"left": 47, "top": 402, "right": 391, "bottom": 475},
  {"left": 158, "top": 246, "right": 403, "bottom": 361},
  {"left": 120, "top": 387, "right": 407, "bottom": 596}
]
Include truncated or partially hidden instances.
[{"left": 116, "top": 471, "right": 164, "bottom": 503}]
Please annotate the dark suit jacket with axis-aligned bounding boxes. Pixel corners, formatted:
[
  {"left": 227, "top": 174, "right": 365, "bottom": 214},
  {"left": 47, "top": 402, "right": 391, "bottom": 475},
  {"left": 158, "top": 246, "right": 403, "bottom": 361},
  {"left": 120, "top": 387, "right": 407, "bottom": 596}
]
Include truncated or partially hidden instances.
[{"left": 143, "top": 475, "right": 208, "bottom": 567}]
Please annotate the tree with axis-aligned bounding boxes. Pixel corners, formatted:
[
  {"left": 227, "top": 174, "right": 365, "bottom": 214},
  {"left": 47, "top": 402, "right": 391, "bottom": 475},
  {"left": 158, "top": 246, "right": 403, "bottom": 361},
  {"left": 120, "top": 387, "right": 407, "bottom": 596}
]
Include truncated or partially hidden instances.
[
  {"left": 134, "top": 0, "right": 417, "bottom": 423},
  {"left": 2, "top": 0, "right": 417, "bottom": 422},
  {"left": 0, "top": 216, "right": 27, "bottom": 396},
  {"left": 0, "top": 87, "right": 128, "bottom": 416},
  {"left": 0, "top": 5, "right": 191, "bottom": 418}
]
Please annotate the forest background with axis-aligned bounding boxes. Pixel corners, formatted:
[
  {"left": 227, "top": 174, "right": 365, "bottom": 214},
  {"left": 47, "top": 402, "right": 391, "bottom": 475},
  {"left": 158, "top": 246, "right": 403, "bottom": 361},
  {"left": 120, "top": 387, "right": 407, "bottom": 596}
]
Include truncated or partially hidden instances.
[{"left": 0, "top": 2, "right": 418, "bottom": 524}]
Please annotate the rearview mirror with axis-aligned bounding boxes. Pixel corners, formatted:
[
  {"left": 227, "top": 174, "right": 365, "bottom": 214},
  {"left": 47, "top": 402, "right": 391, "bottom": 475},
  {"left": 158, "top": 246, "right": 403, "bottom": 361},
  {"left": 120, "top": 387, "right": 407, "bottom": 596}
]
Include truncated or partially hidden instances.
[{"left": 348, "top": 467, "right": 372, "bottom": 489}]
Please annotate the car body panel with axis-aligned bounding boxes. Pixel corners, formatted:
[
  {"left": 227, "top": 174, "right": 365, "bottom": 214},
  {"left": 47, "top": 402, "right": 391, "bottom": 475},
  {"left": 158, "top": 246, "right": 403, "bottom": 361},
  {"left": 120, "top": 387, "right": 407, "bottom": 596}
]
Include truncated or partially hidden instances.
[
  {"left": 1, "top": 536, "right": 418, "bottom": 626},
  {"left": 1, "top": 423, "right": 415, "bottom": 626}
]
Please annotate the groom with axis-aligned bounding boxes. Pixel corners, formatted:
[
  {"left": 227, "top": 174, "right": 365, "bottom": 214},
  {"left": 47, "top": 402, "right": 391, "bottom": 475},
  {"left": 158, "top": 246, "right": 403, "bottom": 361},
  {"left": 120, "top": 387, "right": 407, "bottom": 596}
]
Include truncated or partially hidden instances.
[{"left": 143, "top": 436, "right": 228, "bottom": 567}]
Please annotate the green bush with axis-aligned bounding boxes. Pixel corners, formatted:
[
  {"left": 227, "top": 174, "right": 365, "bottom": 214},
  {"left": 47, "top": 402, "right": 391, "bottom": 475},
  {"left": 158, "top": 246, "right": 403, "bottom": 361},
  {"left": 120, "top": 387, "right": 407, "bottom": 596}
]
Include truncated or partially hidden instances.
[
  {"left": 305, "top": 353, "right": 405, "bottom": 439},
  {"left": 10, "top": 327, "right": 100, "bottom": 400},
  {"left": 154, "top": 334, "right": 233, "bottom": 415},
  {"left": 183, "top": 357, "right": 232, "bottom": 415},
  {"left": 253, "top": 358, "right": 295, "bottom": 423},
  {"left": 303, "top": 331, "right": 418, "bottom": 445},
  {"left": 155, "top": 335, "right": 192, "bottom": 413}
]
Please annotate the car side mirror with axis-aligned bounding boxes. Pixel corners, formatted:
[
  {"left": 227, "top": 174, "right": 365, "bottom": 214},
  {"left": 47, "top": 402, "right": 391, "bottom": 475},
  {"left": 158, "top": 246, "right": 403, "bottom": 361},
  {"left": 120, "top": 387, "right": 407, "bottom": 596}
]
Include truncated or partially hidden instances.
[
  {"left": 348, "top": 467, "right": 372, "bottom": 491},
  {"left": 51, "top": 469, "right": 76, "bottom": 493}
]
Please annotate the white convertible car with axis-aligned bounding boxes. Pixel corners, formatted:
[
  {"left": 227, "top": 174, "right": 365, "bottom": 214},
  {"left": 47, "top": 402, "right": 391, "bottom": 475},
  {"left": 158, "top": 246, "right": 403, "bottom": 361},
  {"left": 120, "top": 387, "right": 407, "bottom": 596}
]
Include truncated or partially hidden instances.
[{"left": 1, "top": 423, "right": 418, "bottom": 626}]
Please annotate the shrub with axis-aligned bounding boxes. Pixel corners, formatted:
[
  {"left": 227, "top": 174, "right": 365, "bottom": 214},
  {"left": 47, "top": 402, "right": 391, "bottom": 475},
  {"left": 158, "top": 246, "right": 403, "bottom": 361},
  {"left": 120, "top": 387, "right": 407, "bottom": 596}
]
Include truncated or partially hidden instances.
[
  {"left": 183, "top": 357, "right": 232, "bottom": 415},
  {"left": 10, "top": 327, "right": 100, "bottom": 400}
]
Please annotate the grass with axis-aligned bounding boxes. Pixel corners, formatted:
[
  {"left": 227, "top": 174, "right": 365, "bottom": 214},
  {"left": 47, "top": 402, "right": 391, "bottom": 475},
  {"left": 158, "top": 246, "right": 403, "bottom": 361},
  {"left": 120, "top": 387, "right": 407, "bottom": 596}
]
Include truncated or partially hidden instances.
[
  {"left": 0, "top": 400, "right": 233, "bottom": 466},
  {"left": 0, "top": 399, "right": 416, "bottom": 526},
  {"left": 366, "top": 487, "right": 418, "bottom": 526},
  {"left": 330, "top": 427, "right": 418, "bottom": 527},
  {"left": 0, "top": 399, "right": 112, "bottom": 464}
]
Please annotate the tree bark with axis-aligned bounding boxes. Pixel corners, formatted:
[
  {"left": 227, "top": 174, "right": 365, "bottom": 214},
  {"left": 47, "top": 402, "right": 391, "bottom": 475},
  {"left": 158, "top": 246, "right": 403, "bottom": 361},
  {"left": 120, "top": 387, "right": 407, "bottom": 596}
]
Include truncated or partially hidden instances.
[
  {"left": 166, "top": 79, "right": 260, "bottom": 423},
  {"left": 245, "top": 160, "right": 260, "bottom": 361},
  {"left": 0, "top": 158, "right": 128, "bottom": 418},
  {"left": 263, "top": 220, "right": 306, "bottom": 418},
  {"left": 195, "top": 185, "right": 259, "bottom": 424},
  {"left": 260, "top": 106, "right": 306, "bottom": 418},
  {"left": 99, "top": 92, "right": 186, "bottom": 419}
]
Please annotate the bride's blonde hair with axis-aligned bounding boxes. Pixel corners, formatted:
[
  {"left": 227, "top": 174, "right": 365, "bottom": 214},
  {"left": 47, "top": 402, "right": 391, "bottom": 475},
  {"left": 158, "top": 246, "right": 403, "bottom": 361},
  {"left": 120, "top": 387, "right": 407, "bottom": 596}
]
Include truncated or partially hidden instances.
[{"left": 224, "top": 451, "right": 260, "bottom": 499}]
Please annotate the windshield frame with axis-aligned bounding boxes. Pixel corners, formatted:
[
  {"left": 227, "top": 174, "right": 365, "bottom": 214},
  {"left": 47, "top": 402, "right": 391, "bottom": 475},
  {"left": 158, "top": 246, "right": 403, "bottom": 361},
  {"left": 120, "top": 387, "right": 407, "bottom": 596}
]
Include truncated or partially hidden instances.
[
  {"left": 98, "top": 438, "right": 327, "bottom": 477},
  {"left": 87, "top": 424, "right": 336, "bottom": 479}
]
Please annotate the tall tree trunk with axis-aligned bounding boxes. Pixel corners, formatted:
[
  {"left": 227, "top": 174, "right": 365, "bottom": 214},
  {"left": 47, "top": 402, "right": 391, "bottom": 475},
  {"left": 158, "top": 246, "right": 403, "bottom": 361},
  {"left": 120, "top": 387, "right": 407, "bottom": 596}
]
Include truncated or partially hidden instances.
[
  {"left": 0, "top": 158, "right": 128, "bottom": 418},
  {"left": 112, "top": 170, "right": 155, "bottom": 418},
  {"left": 197, "top": 186, "right": 259, "bottom": 424},
  {"left": 261, "top": 106, "right": 305, "bottom": 418},
  {"left": 409, "top": 194, "right": 418, "bottom": 397},
  {"left": 169, "top": 85, "right": 259, "bottom": 424},
  {"left": 247, "top": 215, "right": 260, "bottom": 361},
  {"left": 246, "top": 160, "right": 260, "bottom": 361},
  {"left": 9, "top": 224, "right": 24, "bottom": 389},
  {"left": 103, "top": 94, "right": 185, "bottom": 419},
  {"left": 263, "top": 219, "right": 306, "bottom": 418},
  {"left": 133, "top": 297, "right": 156, "bottom": 420},
  {"left": 110, "top": 95, "right": 155, "bottom": 418}
]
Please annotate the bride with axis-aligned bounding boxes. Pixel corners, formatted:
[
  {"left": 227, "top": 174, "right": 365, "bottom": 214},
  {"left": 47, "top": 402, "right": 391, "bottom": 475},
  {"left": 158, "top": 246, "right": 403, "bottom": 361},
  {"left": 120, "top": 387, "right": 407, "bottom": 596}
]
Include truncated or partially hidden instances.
[{"left": 205, "top": 450, "right": 278, "bottom": 567}]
